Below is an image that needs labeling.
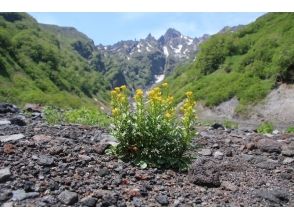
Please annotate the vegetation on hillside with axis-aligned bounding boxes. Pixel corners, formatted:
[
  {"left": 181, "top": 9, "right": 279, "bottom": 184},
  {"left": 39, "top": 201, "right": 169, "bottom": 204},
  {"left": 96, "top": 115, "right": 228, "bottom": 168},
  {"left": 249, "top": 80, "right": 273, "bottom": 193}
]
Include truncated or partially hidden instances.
[
  {"left": 0, "top": 13, "right": 110, "bottom": 109},
  {"left": 165, "top": 13, "right": 294, "bottom": 113}
]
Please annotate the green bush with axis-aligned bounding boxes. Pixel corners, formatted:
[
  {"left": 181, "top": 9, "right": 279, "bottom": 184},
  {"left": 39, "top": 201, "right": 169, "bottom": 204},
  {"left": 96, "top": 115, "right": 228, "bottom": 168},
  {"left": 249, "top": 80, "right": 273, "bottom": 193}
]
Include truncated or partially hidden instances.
[
  {"left": 109, "top": 84, "right": 197, "bottom": 170},
  {"left": 257, "top": 121, "right": 274, "bottom": 134},
  {"left": 286, "top": 126, "right": 294, "bottom": 133},
  {"left": 223, "top": 120, "right": 238, "bottom": 129},
  {"left": 43, "top": 106, "right": 109, "bottom": 127}
]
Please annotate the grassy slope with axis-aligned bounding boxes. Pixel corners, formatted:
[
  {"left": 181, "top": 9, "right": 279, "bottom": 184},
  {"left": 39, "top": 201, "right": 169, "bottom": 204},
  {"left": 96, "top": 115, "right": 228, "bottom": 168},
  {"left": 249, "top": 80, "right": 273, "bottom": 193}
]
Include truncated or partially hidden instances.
[
  {"left": 165, "top": 13, "right": 294, "bottom": 113},
  {"left": 0, "top": 13, "right": 110, "bottom": 109}
]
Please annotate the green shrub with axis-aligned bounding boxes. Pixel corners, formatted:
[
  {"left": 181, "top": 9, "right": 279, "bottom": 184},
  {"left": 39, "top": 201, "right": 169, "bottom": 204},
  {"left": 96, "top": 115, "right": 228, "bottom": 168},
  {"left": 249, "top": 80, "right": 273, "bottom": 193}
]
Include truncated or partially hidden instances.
[
  {"left": 223, "top": 120, "right": 239, "bottom": 129},
  {"left": 286, "top": 126, "right": 294, "bottom": 133},
  {"left": 43, "top": 106, "right": 64, "bottom": 125},
  {"left": 109, "top": 84, "right": 197, "bottom": 170},
  {"left": 43, "top": 106, "right": 109, "bottom": 127},
  {"left": 257, "top": 121, "right": 274, "bottom": 134},
  {"left": 64, "top": 107, "right": 109, "bottom": 126}
]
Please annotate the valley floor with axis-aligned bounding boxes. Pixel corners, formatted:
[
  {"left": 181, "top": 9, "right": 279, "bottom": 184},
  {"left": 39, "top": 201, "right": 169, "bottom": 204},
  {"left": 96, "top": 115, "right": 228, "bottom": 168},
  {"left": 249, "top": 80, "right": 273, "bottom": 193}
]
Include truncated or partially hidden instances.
[{"left": 0, "top": 106, "right": 294, "bottom": 207}]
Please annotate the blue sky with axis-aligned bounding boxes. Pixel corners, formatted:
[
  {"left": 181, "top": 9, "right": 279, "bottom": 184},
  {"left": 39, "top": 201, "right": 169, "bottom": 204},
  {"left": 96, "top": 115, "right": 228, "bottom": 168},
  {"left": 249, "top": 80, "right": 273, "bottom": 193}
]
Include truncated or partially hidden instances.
[{"left": 29, "top": 13, "right": 265, "bottom": 45}]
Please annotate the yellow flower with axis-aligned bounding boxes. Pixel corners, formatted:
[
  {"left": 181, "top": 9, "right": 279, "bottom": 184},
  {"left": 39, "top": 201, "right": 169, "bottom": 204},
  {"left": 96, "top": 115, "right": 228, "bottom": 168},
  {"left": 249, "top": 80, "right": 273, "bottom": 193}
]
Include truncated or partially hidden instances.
[
  {"left": 162, "top": 82, "right": 168, "bottom": 88},
  {"left": 111, "top": 108, "right": 120, "bottom": 116},
  {"left": 166, "top": 96, "right": 174, "bottom": 104},
  {"left": 111, "top": 90, "right": 117, "bottom": 96},
  {"left": 185, "top": 91, "right": 193, "bottom": 98},
  {"left": 114, "top": 87, "right": 120, "bottom": 93},
  {"left": 120, "top": 85, "right": 127, "bottom": 90},
  {"left": 165, "top": 112, "right": 172, "bottom": 119},
  {"left": 135, "top": 89, "right": 143, "bottom": 97}
]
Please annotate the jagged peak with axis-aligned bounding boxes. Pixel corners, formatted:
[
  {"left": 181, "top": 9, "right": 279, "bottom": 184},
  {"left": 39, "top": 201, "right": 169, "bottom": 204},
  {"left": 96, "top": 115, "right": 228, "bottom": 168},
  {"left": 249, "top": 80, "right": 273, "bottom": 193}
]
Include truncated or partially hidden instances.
[{"left": 164, "top": 28, "right": 182, "bottom": 38}]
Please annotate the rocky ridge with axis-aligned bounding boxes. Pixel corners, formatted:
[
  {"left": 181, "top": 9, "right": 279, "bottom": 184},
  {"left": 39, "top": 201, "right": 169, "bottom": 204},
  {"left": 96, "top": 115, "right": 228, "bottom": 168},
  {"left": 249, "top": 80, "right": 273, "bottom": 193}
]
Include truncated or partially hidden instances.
[{"left": 0, "top": 103, "right": 293, "bottom": 207}]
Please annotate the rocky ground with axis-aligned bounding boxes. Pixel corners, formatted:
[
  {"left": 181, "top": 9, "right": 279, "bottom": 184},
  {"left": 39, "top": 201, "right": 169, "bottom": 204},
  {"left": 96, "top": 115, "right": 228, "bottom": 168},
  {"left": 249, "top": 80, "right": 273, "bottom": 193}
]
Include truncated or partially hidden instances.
[{"left": 0, "top": 103, "right": 294, "bottom": 207}]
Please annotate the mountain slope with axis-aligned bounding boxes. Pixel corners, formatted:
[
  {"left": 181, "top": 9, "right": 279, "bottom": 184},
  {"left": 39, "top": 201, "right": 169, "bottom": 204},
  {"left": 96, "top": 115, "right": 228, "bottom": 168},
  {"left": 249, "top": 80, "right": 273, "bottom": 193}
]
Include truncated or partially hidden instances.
[
  {"left": 165, "top": 13, "right": 294, "bottom": 114},
  {"left": 0, "top": 13, "right": 110, "bottom": 109}
]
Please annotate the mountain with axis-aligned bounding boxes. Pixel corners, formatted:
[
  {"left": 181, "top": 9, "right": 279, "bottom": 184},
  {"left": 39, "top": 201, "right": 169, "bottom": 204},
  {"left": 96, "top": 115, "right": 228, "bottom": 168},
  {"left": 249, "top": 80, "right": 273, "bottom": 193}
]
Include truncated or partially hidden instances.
[
  {"left": 95, "top": 28, "right": 209, "bottom": 90},
  {"left": 164, "top": 13, "right": 294, "bottom": 115},
  {"left": 0, "top": 13, "right": 110, "bottom": 109}
]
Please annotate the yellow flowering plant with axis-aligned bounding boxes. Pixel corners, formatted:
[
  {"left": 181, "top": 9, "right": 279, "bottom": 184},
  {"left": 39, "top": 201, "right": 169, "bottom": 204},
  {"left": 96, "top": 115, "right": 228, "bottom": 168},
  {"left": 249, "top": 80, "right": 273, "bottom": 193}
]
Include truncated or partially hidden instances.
[{"left": 109, "top": 83, "right": 197, "bottom": 169}]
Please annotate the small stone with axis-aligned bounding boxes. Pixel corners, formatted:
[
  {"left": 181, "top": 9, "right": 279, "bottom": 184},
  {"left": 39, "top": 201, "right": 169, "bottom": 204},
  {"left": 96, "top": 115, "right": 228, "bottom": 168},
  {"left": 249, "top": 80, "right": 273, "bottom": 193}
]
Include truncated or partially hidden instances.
[
  {"left": 225, "top": 149, "right": 233, "bottom": 157},
  {"left": 240, "top": 154, "right": 254, "bottom": 162},
  {"left": 12, "top": 189, "right": 39, "bottom": 201},
  {"left": 198, "top": 149, "right": 212, "bottom": 156},
  {"left": 24, "top": 103, "right": 43, "bottom": 112},
  {"left": 0, "top": 167, "right": 12, "bottom": 183},
  {"left": 58, "top": 190, "right": 78, "bottom": 205},
  {"left": 281, "top": 143, "right": 294, "bottom": 157},
  {"left": 272, "top": 130, "right": 279, "bottom": 135},
  {"left": 2, "top": 202, "right": 13, "bottom": 207},
  {"left": 97, "top": 168, "right": 110, "bottom": 177},
  {"left": 282, "top": 157, "right": 294, "bottom": 164},
  {"left": 38, "top": 155, "right": 54, "bottom": 166},
  {"left": 78, "top": 154, "right": 91, "bottom": 162},
  {"left": 32, "top": 135, "right": 52, "bottom": 145},
  {"left": 155, "top": 194, "right": 169, "bottom": 206},
  {"left": 255, "top": 159, "right": 278, "bottom": 170},
  {"left": 246, "top": 143, "right": 256, "bottom": 151},
  {"left": 126, "top": 188, "right": 141, "bottom": 198},
  {"left": 0, "top": 134, "right": 25, "bottom": 143},
  {"left": 112, "top": 177, "right": 122, "bottom": 186},
  {"left": 0, "top": 120, "right": 11, "bottom": 126},
  {"left": 211, "top": 123, "right": 224, "bottom": 130},
  {"left": 80, "top": 196, "right": 97, "bottom": 207},
  {"left": 49, "top": 146, "right": 64, "bottom": 155},
  {"left": 224, "top": 138, "right": 232, "bottom": 144},
  {"left": 10, "top": 115, "right": 26, "bottom": 126},
  {"left": 255, "top": 189, "right": 289, "bottom": 204},
  {"left": 132, "top": 197, "right": 142, "bottom": 207},
  {"left": 212, "top": 143, "right": 219, "bottom": 148},
  {"left": 0, "top": 191, "right": 12, "bottom": 202},
  {"left": 213, "top": 151, "right": 224, "bottom": 160},
  {"left": 221, "top": 181, "right": 238, "bottom": 192},
  {"left": 3, "top": 143, "right": 15, "bottom": 154}
]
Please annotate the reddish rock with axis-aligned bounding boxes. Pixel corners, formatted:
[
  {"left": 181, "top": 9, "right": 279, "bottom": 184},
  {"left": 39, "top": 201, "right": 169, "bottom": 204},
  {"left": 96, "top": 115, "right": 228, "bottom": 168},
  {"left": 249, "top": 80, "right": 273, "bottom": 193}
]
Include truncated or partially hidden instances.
[
  {"left": 3, "top": 143, "right": 15, "bottom": 154},
  {"left": 32, "top": 135, "right": 52, "bottom": 145}
]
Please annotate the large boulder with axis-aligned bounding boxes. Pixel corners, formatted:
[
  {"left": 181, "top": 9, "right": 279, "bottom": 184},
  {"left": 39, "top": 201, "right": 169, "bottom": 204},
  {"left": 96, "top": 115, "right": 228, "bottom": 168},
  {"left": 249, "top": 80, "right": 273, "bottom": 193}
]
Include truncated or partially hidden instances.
[
  {"left": 255, "top": 138, "right": 282, "bottom": 153},
  {"left": 0, "top": 103, "right": 19, "bottom": 114}
]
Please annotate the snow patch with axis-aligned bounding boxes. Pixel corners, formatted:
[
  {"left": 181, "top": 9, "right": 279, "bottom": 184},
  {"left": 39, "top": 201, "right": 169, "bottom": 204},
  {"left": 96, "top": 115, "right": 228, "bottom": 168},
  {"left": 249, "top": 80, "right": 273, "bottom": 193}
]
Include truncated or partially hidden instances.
[
  {"left": 146, "top": 46, "right": 151, "bottom": 52},
  {"left": 187, "top": 38, "right": 193, "bottom": 45},
  {"left": 174, "top": 44, "right": 183, "bottom": 54},
  {"left": 163, "top": 46, "right": 169, "bottom": 57},
  {"left": 155, "top": 74, "right": 165, "bottom": 83}
]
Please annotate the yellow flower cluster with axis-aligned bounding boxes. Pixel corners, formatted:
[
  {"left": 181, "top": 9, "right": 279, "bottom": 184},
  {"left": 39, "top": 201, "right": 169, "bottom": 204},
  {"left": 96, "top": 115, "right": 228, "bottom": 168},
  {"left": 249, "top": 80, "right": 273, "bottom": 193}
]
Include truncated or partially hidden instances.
[
  {"left": 148, "top": 87, "right": 163, "bottom": 103},
  {"left": 134, "top": 89, "right": 144, "bottom": 102},
  {"left": 111, "top": 85, "right": 128, "bottom": 117},
  {"left": 181, "top": 91, "right": 196, "bottom": 124},
  {"left": 111, "top": 85, "right": 128, "bottom": 103},
  {"left": 112, "top": 107, "right": 120, "bottom": 117}
]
